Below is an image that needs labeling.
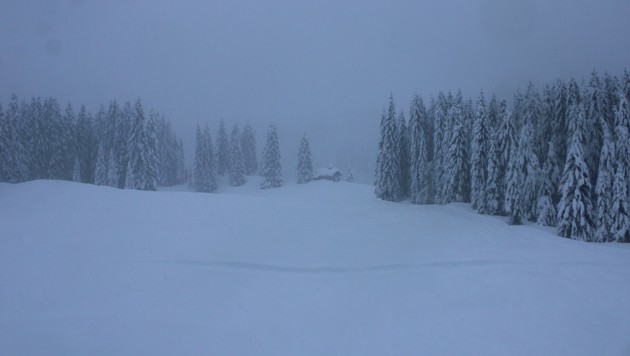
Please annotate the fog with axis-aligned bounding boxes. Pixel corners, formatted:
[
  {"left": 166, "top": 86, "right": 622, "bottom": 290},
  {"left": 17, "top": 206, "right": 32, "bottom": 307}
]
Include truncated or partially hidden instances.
[{"left": 1, "top": 0, "right": 629, "bottom": 182}]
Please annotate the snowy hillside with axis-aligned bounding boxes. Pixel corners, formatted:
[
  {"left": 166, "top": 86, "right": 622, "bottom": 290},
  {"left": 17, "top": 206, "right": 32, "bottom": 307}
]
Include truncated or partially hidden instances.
[{"left": 1, "top": 179, "right": 629, "bottom": 355}]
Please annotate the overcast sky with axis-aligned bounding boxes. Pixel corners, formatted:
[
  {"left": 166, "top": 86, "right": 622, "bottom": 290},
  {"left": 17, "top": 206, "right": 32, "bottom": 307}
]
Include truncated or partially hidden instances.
[{"left": 1, "top": 0, "right": 629, "bottom": 181}]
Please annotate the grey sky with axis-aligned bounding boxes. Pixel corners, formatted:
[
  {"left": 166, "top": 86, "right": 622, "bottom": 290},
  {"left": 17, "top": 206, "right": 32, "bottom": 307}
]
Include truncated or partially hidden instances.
[{"left": 1, "top": 0, "right": 629, "bottom": 182}]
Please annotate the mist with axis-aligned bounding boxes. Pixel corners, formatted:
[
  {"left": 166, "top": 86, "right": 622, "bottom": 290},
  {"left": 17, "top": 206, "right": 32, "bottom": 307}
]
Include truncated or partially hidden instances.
[{"left": 1, "top": 0, "right": 629, "bottom": 182}]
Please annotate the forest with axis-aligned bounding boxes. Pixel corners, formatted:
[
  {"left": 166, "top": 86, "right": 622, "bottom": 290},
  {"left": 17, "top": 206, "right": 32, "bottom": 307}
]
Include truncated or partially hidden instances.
[{"left": 375, "top": 70, "right": 630, "bottom": 243}]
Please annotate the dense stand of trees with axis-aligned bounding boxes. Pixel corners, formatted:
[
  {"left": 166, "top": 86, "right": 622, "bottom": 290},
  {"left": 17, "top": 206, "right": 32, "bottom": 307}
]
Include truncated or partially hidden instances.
[
  {"left": 375, "top": 70, "right": 630, "bottom": 243},
  {"left": 0, "top": 95, "right": 185, "bottom": 190}
]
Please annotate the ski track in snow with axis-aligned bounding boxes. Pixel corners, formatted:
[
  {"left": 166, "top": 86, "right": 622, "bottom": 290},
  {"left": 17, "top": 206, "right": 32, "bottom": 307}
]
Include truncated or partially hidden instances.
[{"left": 141, "top": 258, "right": 629, "bottom": 274}]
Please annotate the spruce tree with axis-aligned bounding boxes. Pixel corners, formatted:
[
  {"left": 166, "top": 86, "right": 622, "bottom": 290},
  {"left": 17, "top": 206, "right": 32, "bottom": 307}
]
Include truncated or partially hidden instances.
[
  {"left": 374, "top": 96, "right": 401, "bottom": 201},
  {"left": 495, "top": 103, "right": 516, "bottom": 215},
  {"left": 193, "top": 125, "right": 205, "bottom": 192},
  {"left": 241, "top": 122, "right": 258, "bottom": 175},
  {"left": 536, "top": 142, "right": 558, "bottom": 226},
  {"left": 296, "top": 132, "right": 313, "bottom": 184},
  {"left": 445, "top": 102, "right": 470, "bottom": 203},
  {"left": 260, "top": 125, "right": 283, "bottom": 189},
  {"left": 505, "top": 140, "right": 523, "bottom": 225},
  {"left": 516, "top": 121, "right": 540, "bottom": 222},
  {"left": 611, "top": 93, "right": 630, "bottom": 242},
  {"left": 485, "top": 124, "right": 501, "bottom": 215},
  {"left": 594, "top": 122, "right": 614, "bottom": 242},
  {"left": 75, "top": 105, "right": 97, "bottom": 183},
  {"left": 94, "top": 143, "right": 108, "bottom": 186},
  {"left": 409, "top": 94, "right": 431, "bottom": 204},
  {"left": 106, "top": 149, "right": 118, "bottom": 188},
  {"left": 193, "top": 125, "right": 217, "bottom": 192},
  {"left": 398, "top": 111, "right": 410, "bottom": 197},
  {"left": 229, "top": 124, "right": 246, "bottom": 186},
  {"left": 557, "top": 103, "right": 594, "bottom": 241},
  {"left": 471, "top": 91, "right": 488, "bottom": 213},
  {"left": 125, "top": 99, "right": 152, "bottom": 190},
  {"left": 216, "top": 119, "right": 229, "bottom": 176}
]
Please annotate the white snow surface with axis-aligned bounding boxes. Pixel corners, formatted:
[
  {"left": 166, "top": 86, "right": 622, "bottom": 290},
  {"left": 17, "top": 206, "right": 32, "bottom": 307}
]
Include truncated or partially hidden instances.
[{"left": 1, "top": 179, "right": 629, "bottom": 355}]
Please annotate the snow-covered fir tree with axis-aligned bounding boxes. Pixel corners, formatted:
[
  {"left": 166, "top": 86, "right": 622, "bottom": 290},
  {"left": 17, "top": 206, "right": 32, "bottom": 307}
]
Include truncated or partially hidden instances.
[
  {"left": 536, "top": 142, "right": 558, "bottom": 226},
  {"left": 505, "top": 139, "right": 524, "bottom": 225},
  {"left": 260, "top": 125, "right": 283, "bottom": 189},
  {"left": 374, "top": 96, "right": 401, "bottom": 201},
  {"left": 216, "top": 119, "right": 229, "bottom": 176},
  {"left": 241, "top": 122, "right": 258, "bottom": 175},
  {"left": 193, "top": 125, "right": 217, "bottom": 193},
  {"left": 75, "top": 105, "right": 97, "bottom": 183},
  {"left": 516, "top": 121, "right": 540, "bottom": 222},
  {"left": 94, "top": 143, "right": 108, "bottom": 186},
  {"left": 485, "top": 123, "right": 501, "bottom": 215},
  {"left": 398, "top": 111, "right": 410, "bottom": 198},
  {"left": 557, "top": 103, "right": 593, "bottom": 241},
  {"left": 229, "top": 124, "right": 246, "bottom": 186},
  {"left": 106, "top": 149, "right": 118, "bottom": 188},
  {"left": 471, "top": 91, "right": 488, "bottom": 213},
  {"left": 444, "top": 100, "right": 470, "bottom": 203},
  {"left": 125, "top": 99, "right": 156, "bottom": 191},
  {"left": 594, "top": 122, "right": 614, "bottom": 242},
  {"left": 611, "top": 92, "right": 630, "bottom": 242},
  {"left": 296, "top": 132, "right": 313, "bottom": 184},
  {"left": 409, "top": 94, "right": 431, "bottom": 204}
]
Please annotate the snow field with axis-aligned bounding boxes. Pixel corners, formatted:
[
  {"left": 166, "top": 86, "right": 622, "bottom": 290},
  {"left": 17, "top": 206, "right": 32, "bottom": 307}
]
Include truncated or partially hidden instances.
[{"left": 1, "top": 179, "right": 629, "bottom": 355}]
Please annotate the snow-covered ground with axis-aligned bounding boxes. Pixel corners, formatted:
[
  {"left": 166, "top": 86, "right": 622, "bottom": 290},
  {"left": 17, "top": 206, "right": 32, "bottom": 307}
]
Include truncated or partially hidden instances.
[{"left": 1, "top": 179, "right": 629, "bottom": 355}]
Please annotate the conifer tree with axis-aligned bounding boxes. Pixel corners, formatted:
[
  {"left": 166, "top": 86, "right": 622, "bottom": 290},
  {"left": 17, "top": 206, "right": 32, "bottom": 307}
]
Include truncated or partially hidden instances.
[
  {"left": 260, "top": 125, "right": 283, "bottom": 189},
  {"left": 125, "top": 99, "right": 153, "bottom": 191},
  {"left": 516, "top": 121, "right": 540, "bottom": 221},
  {"left": 144, "top": 110, "right": 159, "bottom": 190},
  {"left": 557, "top": 103, "right": 593, "bottom": 241},
  {"left": 432, "top": 93, "right": 449, "bottom": 203},
  {"left": 485, "top": 125, "right": 501, "bottom": 215},
  {"left": 297, "top": 132, "right": 313, "bottom": 184},
  {"left": 75, "top": 105, "right": 97, "bottom": 183},
  {"left": 536, "top": 142, "right": 558, "bottom": 226},
  {"left": 375, "top": 96, "right": 401, "bottom": 201},
  {"left": 495, "top": 104, "right": 516, "bottom": 216},
  {"left": 241, "top": 122, "right": 258, "bottom": 175},
  {"left": 94, "top": 143, "right": 108, "bottom": 186},
  {"left": 594, "top": 122, "right": 614, "bottom": 242},
  {"left": 216, "top": 119, "right": 229, "bottom": 176},
  {"left": 409, "top": 94, "right": 431, "bottom": 204},
  {"left": 106, "top": 149, "right": 118, "bottom": 188},
  {"left": 505, "top": 147, "right": 524, "bottom": 225},
  {"left": 193, "top": 125, "right": 217, "bottom": 192},
  {"left": 611, "top": 92, "right": 630, "bottom": 242},
  {"left": 398, "top": 111, "right": 410, "bottom": 197},
  {"left": 229, "top": 124, "right": 246, "bottom": 186},
  {"left": 445, "top": 102, "right": 470, "bottom": 203},
  {"left": 471, "top": 91, "right": 488, "bottom": 213}
]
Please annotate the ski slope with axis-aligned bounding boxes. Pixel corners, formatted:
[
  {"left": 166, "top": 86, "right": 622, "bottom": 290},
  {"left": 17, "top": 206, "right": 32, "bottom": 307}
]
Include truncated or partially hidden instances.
[{"left": 1, "top": 179, "right": 629, "bottom": 355}]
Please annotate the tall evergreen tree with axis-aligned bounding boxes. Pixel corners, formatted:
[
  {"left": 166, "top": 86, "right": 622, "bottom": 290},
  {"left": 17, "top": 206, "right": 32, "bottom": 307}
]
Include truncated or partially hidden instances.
[
  {"left": 505, "top": 146, "right": 524, "bottom": 225},
  {"left": 94, "top": 143, "right": 108, "bottom": 186},
  {"left": 536, "top": 142, "right": 558, "bottom": 226},
  {"left": 375, "top": 96, "right": 401, "bottom": 201},
  {"left": 557, "top": 103, "right": 593, "bottom": 241},
  {"left": 241, "top": 122, "right": 258, "bottom": 175},
  {"left": 296, "top": 132, "right": 313, "bottom": 184},
  {"left": 193, "top": 125, "right": 217, "bottom": 192},
  {"left": 594, "top": 122, "right": 614, "bottom": 242},
  {"left": 72, "top": 157, "right": 81, "bottom": 182},
  {"left": 398, "top": 111, "right": 410, "bottom": 197},
  {"left": 75, "top": 105, "right": 97, "bottom": 183},
  {"left": 611, "top": 92, "right": 630, "bottom": 242},
  {"left": 444, "top": 102, "right": 470, "bottom": 203},
  {"left": 216, "top": 119, "right": 229, "bottom": 176},
  {"left": 409, "top": 94, "right": 431, "bottom": 204},
  {"left": 229, "top": 124, "right": 246, "bottom": 186},
  {"left": 125, "top": 99, "right": 153, "bottom": 191},
  {"left": 516, "top": 121, "right": 540, "bottom": 221},
  {"left": 106, "top": 149, "right": 118, "bottom": 188},
  {"left": 260, "top": 125, "right": 283, "bottom": 189},
  {"left": 471, "top": 91, "right": 488, "bottom": 213}
]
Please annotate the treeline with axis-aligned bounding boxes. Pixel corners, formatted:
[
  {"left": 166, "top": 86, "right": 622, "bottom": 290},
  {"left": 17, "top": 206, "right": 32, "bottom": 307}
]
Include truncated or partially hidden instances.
[
  {"left": 192, "top": 119, "right": 261, "bottom": 192},
  {"left": 0, "top": 94, "right": 186, "bottom": 190},
  {"left": 375, "top": 70, "right": 630, "bottom": 243},
  {"left": 194, "top": 122, "right": 319, "bottom": 191}
]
